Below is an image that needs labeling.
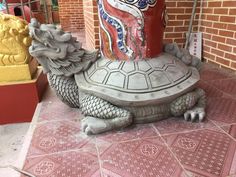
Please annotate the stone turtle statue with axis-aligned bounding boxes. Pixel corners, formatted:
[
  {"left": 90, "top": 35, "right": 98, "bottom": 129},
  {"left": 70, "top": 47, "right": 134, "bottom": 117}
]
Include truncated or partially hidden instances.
[{"left": 29, "top": 19, "right": 206, "bottom": 135}]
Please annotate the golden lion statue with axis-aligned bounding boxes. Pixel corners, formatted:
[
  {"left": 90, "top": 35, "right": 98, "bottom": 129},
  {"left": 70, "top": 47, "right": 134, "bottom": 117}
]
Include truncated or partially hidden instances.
[{"left": 0, "top": 13, "right": 37, "bottom": 82}]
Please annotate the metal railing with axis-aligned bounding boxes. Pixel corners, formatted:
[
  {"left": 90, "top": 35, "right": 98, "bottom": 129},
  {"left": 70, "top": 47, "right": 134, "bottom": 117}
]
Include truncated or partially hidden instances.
[{"left": 1, "top": 0, "right": 49, "bottom": 23}]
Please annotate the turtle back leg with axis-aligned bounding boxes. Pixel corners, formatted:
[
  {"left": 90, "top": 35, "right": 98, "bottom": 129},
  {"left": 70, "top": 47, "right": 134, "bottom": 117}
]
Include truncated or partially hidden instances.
[
  {"left": 170, "top": 88, "right": 206, "bottom": 121},
  {"left": 80, "top": 94, "right": 133, "bottom": 135}
]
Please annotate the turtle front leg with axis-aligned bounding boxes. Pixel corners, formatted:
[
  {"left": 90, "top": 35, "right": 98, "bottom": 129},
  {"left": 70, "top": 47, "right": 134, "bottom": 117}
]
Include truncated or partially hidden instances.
[
  {"left": 80, "top": 94, "right": 133, "bottom": 135},
  {"left": 170, "top": 88, "right": 206, "bottom": 122}
]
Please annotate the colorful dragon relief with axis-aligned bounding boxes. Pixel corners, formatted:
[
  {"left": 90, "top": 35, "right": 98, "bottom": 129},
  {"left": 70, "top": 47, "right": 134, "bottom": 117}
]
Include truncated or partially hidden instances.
[
  {"left": 0, "top": 13, "right": 37, "bottom": 82},
  {"left": 99, "top": 0, "right": 167, "bottom": 60}
]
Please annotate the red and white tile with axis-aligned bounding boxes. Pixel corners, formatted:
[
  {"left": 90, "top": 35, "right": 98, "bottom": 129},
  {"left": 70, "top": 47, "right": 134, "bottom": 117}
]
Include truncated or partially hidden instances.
[
  {"left": 20, "top": 63, "right": 236, "bottom": 177},
  {"left": 220, "top": 124, "right": 236, "bottom": 140},
  {"left": 200, "top": 65, "right": 235, "bottom": 81},
  {"left": 197, "top": 81, "right": 224, "bottom": 98},
  {"left": 22, "top": 150, "right": 101, "bottom": 177},
  {"left": 207, "top": 97, "right": 236, "bottom": 125},
  {"left": 153, "top": 117, "right": 215, "bottom": 135},
  {"left": 164, "top": 128, "right": 236, "bottom": 177},
  {"left": 96, "top": 123, "right": 158, "bottom": 143},
  {"left": 38, "top": 100, "right": 82, "bottom": 122},
  {"left": 26, "top": 120, "right": 95, "bottom": 157},
  {"left": 208, "top": 78, "right": 236, "bottom": 97},
  {"left": 97, "top": 137, "right": 188, "bottom": 177}
]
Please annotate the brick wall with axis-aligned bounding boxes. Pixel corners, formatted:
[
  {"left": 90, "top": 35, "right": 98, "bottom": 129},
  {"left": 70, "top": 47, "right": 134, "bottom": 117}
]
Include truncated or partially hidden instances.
[
  {"left": 164, "top": 0, "right": 201, "bottom": 47},
  {"left": 58, "top": 0, "right": 84, "bottom": 32},
  {"left": 83, "top": 0, "right": 100, "bottom": 50},
  {"left": 200, "top": 0, "right": 236, "bottom": 70},
  {"left": 58, "top": 0, "right": 236, "bottom": 70}
]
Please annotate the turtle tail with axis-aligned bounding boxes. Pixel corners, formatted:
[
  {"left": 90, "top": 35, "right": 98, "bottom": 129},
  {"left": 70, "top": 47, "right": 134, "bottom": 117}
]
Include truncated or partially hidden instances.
[{"left": 47, "top": 73, "right": 80, "bottom": 108}]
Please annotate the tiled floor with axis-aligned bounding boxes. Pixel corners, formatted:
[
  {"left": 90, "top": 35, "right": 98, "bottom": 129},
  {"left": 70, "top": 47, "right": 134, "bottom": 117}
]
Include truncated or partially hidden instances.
[{"left": 20, "top": 63, "right": 236, "bottom": 177}]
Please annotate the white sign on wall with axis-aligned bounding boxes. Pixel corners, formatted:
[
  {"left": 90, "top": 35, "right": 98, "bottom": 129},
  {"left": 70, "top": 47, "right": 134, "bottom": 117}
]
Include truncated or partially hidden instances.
[{"left": 189, "top": 32, "right": 202, "bottom": 60}]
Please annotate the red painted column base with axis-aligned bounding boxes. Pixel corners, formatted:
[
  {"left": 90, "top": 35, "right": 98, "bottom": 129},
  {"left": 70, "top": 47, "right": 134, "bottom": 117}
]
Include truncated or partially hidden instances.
[{"left": 0, "top": 69, "right": 48, "bottom": 124}]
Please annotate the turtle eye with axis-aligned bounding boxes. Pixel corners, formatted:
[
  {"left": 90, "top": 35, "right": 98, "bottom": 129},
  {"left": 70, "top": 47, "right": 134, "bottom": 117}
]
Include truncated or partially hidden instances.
[
  {"left": 44, "top": 42, "right": 49, "bottom": 47},
  {"left": 56, "top": 48, "right": 61, "bottom": 53}
]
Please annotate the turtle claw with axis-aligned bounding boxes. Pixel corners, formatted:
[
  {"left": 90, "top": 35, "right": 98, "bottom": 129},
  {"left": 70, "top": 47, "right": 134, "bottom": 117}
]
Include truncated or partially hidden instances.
[
  {"left": 81, "top": 116, "right": 108, "bottom": 135},
  {"left": 184, "top": 107, "right": 206, "bottom": 122}
]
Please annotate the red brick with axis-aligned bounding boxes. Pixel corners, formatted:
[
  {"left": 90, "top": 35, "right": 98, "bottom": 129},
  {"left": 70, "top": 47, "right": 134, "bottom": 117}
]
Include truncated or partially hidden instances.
[
  {"left": 167, "top": 20, "right": 184, "bottom": 26},
  {"left": 212, "top": 36, "right": 226, "bottom": 43},
  {"left": 206, "top": 15, "right": 219, "bottom": 21},
  {"left": 211, "top": 48, "right": 224, "bottom": 57},
  {"left": 223, "top": 1, "right": 236, "bottom": 7},
  {"left": 168, "top": 8, "right": 185, "bottom": 14},
  {"left": 225, "top": 53, "right": 236, "bottom": 61},
  {"left": 219, "top": 30, "right": 234, "bottom": 38},
  {"left": 226, "top": 38, "right": 236, "bottom": 46},
  {"left": 218, "top": 43, "right": 233, "bottom": 52},
  {"left": 214, "top": 8, "right": 229, "bottom": 14},
  {"left": 203, "top": 33, "right": 212, "bottom": 40},
  {"left": 229, "top": 9, "right": 236, "bottom": 15},
  {"left": 213, "top": 23, "right": 227, "bottom": 29},
  {"left": 201, "top": 20, "right": 213, "bottom": 27},
  {"left": 165, "top": 33, "right": 183, "bottom": 38},
  {"left": 202, "top": 8, "right": 213, "bottom": 14},
  {"left": 166, "top": 2, "right": 176, "bottom": 7},
  {"left": 203, "top": 46, "right": 211, "bottom": 52},
  {"left": 216, "top": 57, "right": 230, "bottom": 66},
  {"left": 204, "top": 39, "right": 217, "bottom": 48},
  {"left": 220, "top": 16, "right": 235, "bottom": 23},
  {"left": 205, "top": 27, "right": 218, "bottom": 35},
  {"left": 208, "top": 1, "right": 222, "bottom": 7},
  {"left": 227, "top": 24, "right": 236, "bottom": 31},
  {"left": 203, "top": 51, "right": 216, "bottom": 61},
  {"left": 177, "top": 2, "right": 193, "bottom": 7},
  {"left": 231, "top": 62, "right": 236, "bottom": 70}
]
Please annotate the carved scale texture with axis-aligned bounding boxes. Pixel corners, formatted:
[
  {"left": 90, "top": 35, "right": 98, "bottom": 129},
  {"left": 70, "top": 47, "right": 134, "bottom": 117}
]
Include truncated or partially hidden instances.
[
  {"left": 80, "top": 94, "right": 130, "bottom": 119},
  {"left": 127, "top": 105, "right": 171, "bottom": 123},
  {"left": 170, "top": 91, "right": 199, "bottom": 116},
  {"left": 48, "top": 73, "right": 80, "bottom": 108}
]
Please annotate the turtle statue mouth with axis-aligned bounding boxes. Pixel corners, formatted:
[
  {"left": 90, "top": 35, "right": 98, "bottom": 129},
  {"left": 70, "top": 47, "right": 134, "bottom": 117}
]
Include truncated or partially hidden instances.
[{"left": 28, "top": 0, "right": 206, "bottom": 135}]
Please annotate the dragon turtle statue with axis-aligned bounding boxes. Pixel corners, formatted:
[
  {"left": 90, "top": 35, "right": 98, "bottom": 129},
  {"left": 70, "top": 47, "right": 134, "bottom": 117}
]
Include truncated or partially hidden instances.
[
  {"left": 28, "top": 0, "right": 206, "bottom": 135},
  {"left": 28, "top": 19, "right": 206, "bottom": 135}
]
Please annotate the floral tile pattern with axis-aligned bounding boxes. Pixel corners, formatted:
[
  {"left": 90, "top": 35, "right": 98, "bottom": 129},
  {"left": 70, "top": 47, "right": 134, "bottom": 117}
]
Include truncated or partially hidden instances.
[
  {"left": 221, "top": 124, "right": 236, "bottom": 140},
  {"left": 22, "top": 150, "right": 101, "bottom": 177},
  {"left": 97, "top": 137, "right": 187, "bottom": 177},
  {"left": 197, "top": 81, "right": 224, "bottom": 98},
  {"left": 164, "top": 128, "right": 236, "bottom": 177},
  {"left": 27, "top": 120, "right": 95, "bottom": 157},
  {"left": 21, "top": 61, "right": 236, "bottom": 176},
  {"left": 207, "top": 98, "right": 236, "bottom": 124},
  {"left": 38, "top": 100, "right": 82, "bottom": 122},
  {"left": 96, "top": 124, "right": 158, "bottom": 143},
  {"left": 200, "top": 65, "right": 235, "bottom": 81},
  {"left": 153, "top": 117, "right": 215, "bottom": 135},
  {"left": 208, "top": 78, "right": 236, "bottom": 97}
]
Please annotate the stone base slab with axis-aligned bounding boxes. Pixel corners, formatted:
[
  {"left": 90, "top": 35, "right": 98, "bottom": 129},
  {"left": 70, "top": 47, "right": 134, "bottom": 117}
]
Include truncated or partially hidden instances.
[{"left": 0, "top": 59, "right": 38, "bottom": 82}]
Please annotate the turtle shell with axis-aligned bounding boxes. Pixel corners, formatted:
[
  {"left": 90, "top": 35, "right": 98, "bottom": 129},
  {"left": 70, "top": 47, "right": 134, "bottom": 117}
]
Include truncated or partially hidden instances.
[{"left": 75, "top": 53, "right": 200, "bottom": 106}]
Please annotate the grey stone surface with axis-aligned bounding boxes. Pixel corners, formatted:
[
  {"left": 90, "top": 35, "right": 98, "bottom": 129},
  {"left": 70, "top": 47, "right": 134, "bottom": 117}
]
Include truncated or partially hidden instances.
[
  {"left": 0, "top": 123, "right": 30, "bottom": 177},
  {"left": 75, "top": 53, "right": 200, "bottom": 106},
  {"left": 29, "top": 19, "right": 206, "bottom": 135}
]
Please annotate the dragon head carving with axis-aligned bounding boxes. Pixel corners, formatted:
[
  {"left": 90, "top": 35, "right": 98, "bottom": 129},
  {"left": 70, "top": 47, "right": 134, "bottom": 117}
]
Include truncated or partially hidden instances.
[{"left": 29, "top": 18, "right": 99, "bottom": 76}]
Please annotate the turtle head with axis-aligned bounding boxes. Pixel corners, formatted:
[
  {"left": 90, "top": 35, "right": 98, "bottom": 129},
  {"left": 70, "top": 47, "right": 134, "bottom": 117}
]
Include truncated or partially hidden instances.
[{"left": 28, "top": 18, "right": 83, "bottom": 73}]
